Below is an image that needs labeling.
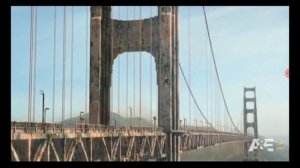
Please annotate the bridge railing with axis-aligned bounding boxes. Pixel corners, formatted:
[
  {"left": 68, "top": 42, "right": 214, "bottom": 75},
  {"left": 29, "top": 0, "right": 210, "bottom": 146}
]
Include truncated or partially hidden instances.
[
  {"left": 11, "top": 122, "right": 250, "bottom": 140},
  {"left": 11, "top": 121, "right": 64, "bottom": 133},
  {"left": 11, "top": 121, "right": 166, "bottom": 135}
]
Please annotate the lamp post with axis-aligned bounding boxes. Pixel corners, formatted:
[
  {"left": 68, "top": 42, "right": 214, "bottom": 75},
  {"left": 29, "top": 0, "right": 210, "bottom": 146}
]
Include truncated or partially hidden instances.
[
  {"left": 184, "top": 118, "right": 186, "bottom": 131},
  {"left": 80, "top": 111, "right": 84, "bottom": 124},
  {"left": 80, "top": 111, "right": 84, "bottom": 132},
  {"left": 194, "top": 119, "right": 197, "bottom": 129},
  {"left": 114, "top": 118, "right": 117, "bottom": 129},
  {"left": 44, "top": 107, "right": 50, "bottom": 123},
  {"left": 128, "top": 107, "right": 132, "bottom": 128},
  {"left": 153, "top": 116, "right": 156, "bottom": 129},
  {"left": 40, "top": 90, "right": 45, "bottom": 123},
  {"left": 180, "top": 120, "right": 182, "bottom": 130},
  {"left": 206, "top": 121, "right": 209, "bottom": 132},
  {"left": 200, "top": 120, "right": 203, "bottom": 128}
]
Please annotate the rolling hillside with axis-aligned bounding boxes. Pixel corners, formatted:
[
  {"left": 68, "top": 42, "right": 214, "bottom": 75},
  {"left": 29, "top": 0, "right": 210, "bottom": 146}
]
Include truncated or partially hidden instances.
[{"left": 60, "top": 112, "right": 153, "bottom": 128}]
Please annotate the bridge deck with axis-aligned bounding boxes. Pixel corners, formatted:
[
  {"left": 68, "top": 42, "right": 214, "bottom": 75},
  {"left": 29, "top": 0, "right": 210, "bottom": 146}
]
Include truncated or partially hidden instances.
[{"left": 11, "top": 122, "right": 252, "bottom": 161}]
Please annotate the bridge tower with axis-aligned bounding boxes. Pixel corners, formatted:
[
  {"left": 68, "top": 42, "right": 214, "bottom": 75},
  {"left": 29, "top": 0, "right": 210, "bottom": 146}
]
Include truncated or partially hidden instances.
[
  {"left": 89, "top": 6, "right": 180, "bottom": 161},
  {"left": 243, "top": 87, "right": 259, "bottom": 161}
]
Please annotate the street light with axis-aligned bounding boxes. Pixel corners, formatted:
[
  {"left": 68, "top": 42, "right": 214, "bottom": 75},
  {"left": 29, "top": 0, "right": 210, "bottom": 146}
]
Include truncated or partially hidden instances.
[
  {"left": 40, "top": 90, "right": 45, "bottom": 123},
  {"left": 114, "top": 118, "right": 117, "bottom": 129},
  {"left": 180, "top": 120, "right": 182, "bottom": 130},
  {"left": 80, "top": 112, "right": 84, "bottom": 132},
  {"left": 206, "top": 121, "right": 209, "bottom": 132},
  {"left": 194, "top": 119, "right": 197, "bottom": 129},
  {"left": 200, "top": 120, "right": 203, "bottom": 128},
  {"left": 80, "top": 111, "right": 84, "bottom": 125},
  {"left": 44, "top": 107, "right": 50, "bottom": 123},
  {"left": 153, "top": 116, "right": 156, "bottom": 129},
  {"left": 184, "top": 118, "right": 186, "bottom": 131},
  {"left": 128, "top": 107, "right": 132, "bottom": 128}
]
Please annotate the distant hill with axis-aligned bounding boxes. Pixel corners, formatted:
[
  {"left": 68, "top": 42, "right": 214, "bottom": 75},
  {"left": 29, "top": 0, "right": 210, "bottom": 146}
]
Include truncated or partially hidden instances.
[
  {"left": 60, "top": 112, "right": 217, "bottom": 131},
  {"left": 60, "top": 112, "right": 153, "bottom": 128}
]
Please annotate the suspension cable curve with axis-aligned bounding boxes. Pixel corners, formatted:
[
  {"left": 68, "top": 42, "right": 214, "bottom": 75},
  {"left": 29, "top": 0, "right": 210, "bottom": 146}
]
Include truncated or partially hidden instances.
[
  {"left": 202, "top": 6, "right": 240, "bottom": 133},
  {"left": 179, "top": 62, "right": 214, "bottom": 129}
]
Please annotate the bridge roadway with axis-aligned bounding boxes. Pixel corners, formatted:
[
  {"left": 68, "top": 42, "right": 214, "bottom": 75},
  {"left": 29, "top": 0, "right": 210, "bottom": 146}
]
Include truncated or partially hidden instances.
[{"left": 11, "top": 122, "right": 252, "bottom": 161}]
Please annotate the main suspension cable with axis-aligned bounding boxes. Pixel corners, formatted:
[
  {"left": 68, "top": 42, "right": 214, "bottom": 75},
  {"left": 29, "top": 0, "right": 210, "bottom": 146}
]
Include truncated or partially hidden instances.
[
  {"left": 202, "top": 6, "right": 240, "bottom": 133},
  {"left": 179, "top": 62, "right": 214, "bottom": 128}
]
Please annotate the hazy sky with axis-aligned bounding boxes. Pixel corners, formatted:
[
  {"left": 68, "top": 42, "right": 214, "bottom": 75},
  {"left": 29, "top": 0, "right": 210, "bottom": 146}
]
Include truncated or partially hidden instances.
[{"left": 11, "top": 6, "right": 289, "bottom": 137}]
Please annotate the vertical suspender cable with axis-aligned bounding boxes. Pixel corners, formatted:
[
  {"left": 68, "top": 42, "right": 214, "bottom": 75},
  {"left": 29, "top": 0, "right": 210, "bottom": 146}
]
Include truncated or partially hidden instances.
[
  {"left": 126, "top": 6, "right": 129, "bottom": 120},
  {"left": 52, "top": 7, "right": 56, "bottom": 123},
  {"left": 33, "top": 6, "right": 37, "bottom": 123},
  {"left": 215, "top": 70, "right": 217, "bottom": 128},
  {"left": 85, "top": 6, "right": 88, "bottom": 116},
  {"left": 198, "top": 21, "right": 202, "bottom": 127},
  {"left": 212, "top": 60, "right": 214, "bottom": 128},
  {"left": 210, "top": 59, "right": 215, "bottom": 125},
  {"left": 32, "top": 6, "right": 37, "bottom": 122},
  {"left": 218, "top": 83, "right": 220, "bottom": 129},
  {"left": 62, "top": 6, "right": 66, "bottom": 123},
  {"left": 188, "top": 7, "right": 191, "bottom": 126},
  {"left": 210, "top": 35, "right": 213, "bottom": 128},
  {"left": 133, "top": 7, "right": 136, "bottom": 119},
  {"left": 224, "top": 104, "right": 226, "bottom": 131},
  {"left": 118, "top": 6, "right": 120, "bottom": 116},
  {"left": 28, "top": 6, "right": 34, "bottom": 123},
  {"left": 70, "top": 6, "right": 74, "bottom": 123},
  {"left": 225, "top": 107, "right": 227, "bottom": 131},
  {"left": 205, "top": 15, "right": 208, "bottom": 131},
  {"left": 139, "top": 6, "right": 142, "bottom": 121},
  {"left": 220, "top": 89, "right": 223, "bottom": 130},
  {"left": 150, "top": 6, "right": 153, "bottom": 125},
  {"left": 216, "top": 78, "right": 218, "bottom": 129},
  {"left": 98, "top": 7, "right": 101, "bottom": 124},
  {"left": 216, "top": 64, "right": 218, "bottom": 129},
  {"left": 219, "top": 78, "right": 221, "bottom": 129},
  {"left": 111, "top": 7, "right": 114, "bottom": 115}
]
